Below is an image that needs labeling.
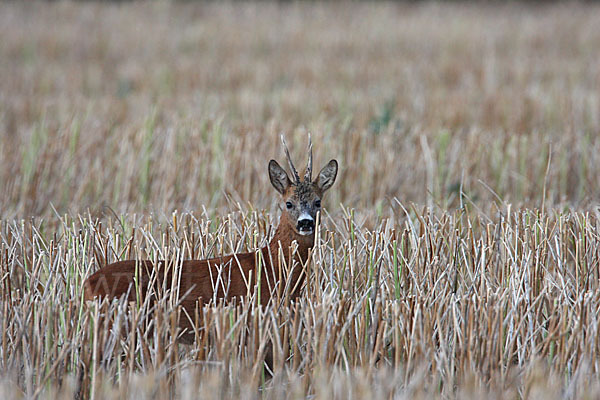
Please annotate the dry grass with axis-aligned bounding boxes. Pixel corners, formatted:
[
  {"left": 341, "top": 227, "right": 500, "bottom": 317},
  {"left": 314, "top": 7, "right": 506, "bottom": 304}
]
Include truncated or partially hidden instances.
[
  {"left": 1, "top": 2, "right": 600, "bottom": 216},
  {"left": 2, "top": 1, "right": 600, "bottom": 399},
  {"left": 4, "top": 208, "right": 600, "bottom": 399}
]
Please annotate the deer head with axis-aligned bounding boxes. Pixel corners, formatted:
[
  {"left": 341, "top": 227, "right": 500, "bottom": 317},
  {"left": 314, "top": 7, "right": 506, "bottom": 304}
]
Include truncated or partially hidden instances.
[{"left": 269, "top": 135, "right": 338, "bottom": 237}]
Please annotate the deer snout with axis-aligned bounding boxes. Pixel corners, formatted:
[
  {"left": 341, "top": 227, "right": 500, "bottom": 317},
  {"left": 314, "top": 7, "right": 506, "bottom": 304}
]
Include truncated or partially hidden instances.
[{"left": 297, "top": 212, "right": 315, "bottom": 235}]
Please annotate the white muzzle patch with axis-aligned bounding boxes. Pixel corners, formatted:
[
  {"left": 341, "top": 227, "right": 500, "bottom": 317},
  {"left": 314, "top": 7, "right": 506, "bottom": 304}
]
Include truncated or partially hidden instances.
[{"left": 297, "top": 212, "right": 315, "bottom": 235}]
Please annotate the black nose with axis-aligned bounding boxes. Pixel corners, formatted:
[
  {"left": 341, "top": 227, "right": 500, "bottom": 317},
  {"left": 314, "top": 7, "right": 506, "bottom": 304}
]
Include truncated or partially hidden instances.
[{"left": 297, "top": 219, "right": 315, "bottom": 231}]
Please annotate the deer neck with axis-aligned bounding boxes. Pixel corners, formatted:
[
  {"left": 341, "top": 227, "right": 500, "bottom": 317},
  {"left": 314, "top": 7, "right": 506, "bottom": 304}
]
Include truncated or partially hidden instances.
[
  {"left": 254, "top": 215, "right": 313, "bottom": 304},
  {"left": 265, "top": 214, "right": 313, "bottom": 267}
]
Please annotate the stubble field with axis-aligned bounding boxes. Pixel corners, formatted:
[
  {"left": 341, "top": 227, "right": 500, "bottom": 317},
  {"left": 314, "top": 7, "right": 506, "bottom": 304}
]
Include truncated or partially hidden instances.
[{"left": 1, "top": 2, "right": 600, "bottom": 399}]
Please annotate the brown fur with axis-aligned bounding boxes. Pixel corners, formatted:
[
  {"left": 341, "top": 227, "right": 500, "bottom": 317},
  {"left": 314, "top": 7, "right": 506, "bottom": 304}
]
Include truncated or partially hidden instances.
[{"left": 83, "top": 213, "right": 311, "bottom": 339}]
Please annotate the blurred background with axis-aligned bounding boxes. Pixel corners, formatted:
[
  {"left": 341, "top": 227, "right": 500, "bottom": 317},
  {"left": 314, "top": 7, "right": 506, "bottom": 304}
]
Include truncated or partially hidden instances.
[{"left": 1, "top": 2, "right": 599, "bottom": 217}]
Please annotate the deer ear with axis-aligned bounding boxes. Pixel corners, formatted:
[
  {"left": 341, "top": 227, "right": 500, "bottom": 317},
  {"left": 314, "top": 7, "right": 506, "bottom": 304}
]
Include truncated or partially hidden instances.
[
  {"left": 315, "top": 159, "right": 338, "bottom": 192},
  {"left": 269, "top": 160, "right": 292, "bottom": 195}
]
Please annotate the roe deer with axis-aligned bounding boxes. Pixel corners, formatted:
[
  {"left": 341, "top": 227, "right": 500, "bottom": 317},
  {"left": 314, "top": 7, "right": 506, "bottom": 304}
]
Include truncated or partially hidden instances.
[{"left": 83, "top": 135, "right": 338, "bottom": 341}]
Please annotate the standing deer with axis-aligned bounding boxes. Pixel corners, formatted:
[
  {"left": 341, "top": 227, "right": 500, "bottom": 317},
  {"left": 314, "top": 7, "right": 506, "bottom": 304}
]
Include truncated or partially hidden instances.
[{"left": 83, "top": 136, "right": 338, "bottom": 341}]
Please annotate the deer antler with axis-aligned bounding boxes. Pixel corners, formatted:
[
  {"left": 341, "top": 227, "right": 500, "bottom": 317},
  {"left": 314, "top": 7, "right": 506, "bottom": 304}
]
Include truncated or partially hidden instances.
[
  {"left": 281, "top": 134, "right": 300, "bottom": 183},
  {"left": 304, "top": 133, "right": 313, "bottom": 182}
]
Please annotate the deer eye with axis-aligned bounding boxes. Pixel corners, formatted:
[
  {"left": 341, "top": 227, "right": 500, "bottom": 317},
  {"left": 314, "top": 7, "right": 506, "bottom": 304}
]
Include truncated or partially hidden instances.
[
  {"left": 314, "top": 199, "right": 321, "bottom": 208},
  {"left": 286, "top": 201, "right": 294, "bottom": 210}
]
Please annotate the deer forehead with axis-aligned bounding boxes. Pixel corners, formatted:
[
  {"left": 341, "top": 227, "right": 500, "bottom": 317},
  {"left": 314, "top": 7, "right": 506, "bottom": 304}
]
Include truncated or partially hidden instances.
[{"left": 284, "top": 181, "right": 321, "bottom": 202}]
